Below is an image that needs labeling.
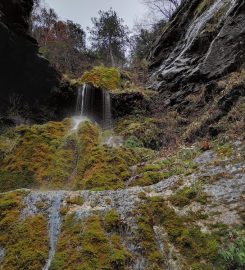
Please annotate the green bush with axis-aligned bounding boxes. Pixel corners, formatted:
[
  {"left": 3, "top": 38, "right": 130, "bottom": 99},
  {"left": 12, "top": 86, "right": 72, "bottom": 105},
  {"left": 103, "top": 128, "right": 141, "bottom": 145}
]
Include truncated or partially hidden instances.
[
  {"left": 219, "top": 232, "right": 245, "bottom": 270},
  {"left": 124, "top": 135, "right": 144, "bottom": 148}
]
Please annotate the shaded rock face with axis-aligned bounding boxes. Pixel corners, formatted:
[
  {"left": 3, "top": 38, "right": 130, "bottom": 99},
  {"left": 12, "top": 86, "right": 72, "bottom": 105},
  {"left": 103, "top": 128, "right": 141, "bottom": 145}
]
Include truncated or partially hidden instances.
[
  {"left": 111, "top": 92, "right": 150, "bottom": 118},
  {"left": 148, "top": 0, "right": 245, "bottom": 89},
  {"left": 0, "top": 0, "right": 64, "bottom": 120},
  {"left": 148, "top": 0, "right": 245, "bottom": 141}
]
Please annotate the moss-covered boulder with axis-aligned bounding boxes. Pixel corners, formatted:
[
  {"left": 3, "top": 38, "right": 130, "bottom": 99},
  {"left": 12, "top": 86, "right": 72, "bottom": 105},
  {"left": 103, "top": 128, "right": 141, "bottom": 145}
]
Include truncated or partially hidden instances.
[{"left": 77, "top": 66, "right": 120, "bottom": 91}]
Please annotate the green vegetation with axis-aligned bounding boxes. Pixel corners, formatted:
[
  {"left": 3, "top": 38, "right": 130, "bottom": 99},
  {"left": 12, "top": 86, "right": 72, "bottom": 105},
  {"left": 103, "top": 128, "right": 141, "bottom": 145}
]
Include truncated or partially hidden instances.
[
  {"left": 73, "top": 121, "right": 140, "bottom": 190},
  {"left": 0, "top": 191, "right": 49, "bottom": 270},
  {"left": 0, "top": 119, "right": 74, "bottom": 190},
  {"left": 104, "top": 210, "right": 121, "bottom": 232},
  {"left": 115, "top": 116, "right": 163, "bottom": 150},
  {"left": 135, "top": 196, "right": 220, "bottom": 269},
  {"left": 78, "top": 66, "right": 121, "bottom": 91},
  {"left": 66, "top": 196, "right": 84, "bottom": 206},
  {"left": 195, "top": 0, "right": 214, "bottom": 17},
  {"left": 130, "top": 147, "right": 200, "bottom": 187},
  {"left": 51, "top": 214, "right": 131, "bottom": 270},
  {"left": 169, "top": 184, "right": 207, "bottom": 207},
  {"left": 219, "top": 230, "right": 245, "bottom": 270},
  {"left": 0, "top": 120, "right": 148, "bottom": 191}
]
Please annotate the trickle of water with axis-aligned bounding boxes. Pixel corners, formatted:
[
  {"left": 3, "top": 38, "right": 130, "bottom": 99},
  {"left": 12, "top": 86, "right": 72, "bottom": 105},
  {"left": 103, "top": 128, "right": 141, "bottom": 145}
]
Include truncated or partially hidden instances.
[
  {"left": 0, "top": 247, "right": 4, "bottom": 262},
  {"left": 42, "top": 195, "right": 62, "bottom": 270},
  {"left": 72, "top": 84, "right": 112, "bottom": 130},
  {"left": 157, "top": 0, "right": 227, "bottom": 76}
]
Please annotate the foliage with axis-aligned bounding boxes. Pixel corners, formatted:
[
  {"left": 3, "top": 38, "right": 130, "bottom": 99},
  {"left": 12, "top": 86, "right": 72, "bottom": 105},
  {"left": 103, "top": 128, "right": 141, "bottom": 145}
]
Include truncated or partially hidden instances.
[
  {"left": 135, "top": 197, "right": 220, "bottom": 269},
  {"left": 169, "top": 183, "right": 207, "bottom": 207},
  {"left": 31, "top": 2, "right": 93, "bottom": 77},
  {"left": 124, "top": 135, "right": 144, "bottom": 148},
  {"left": 0, "top": 191, "right": 49, "bottom": 270},
  {"left": 219, "top": 231, "right": 245, "bottom": 270},
  {"left": 130, "top": 147, "right": 200, "bottom": 187},
  {"left": 78, "top": 66, "right": 121, "bottom": 91},
  {"left": 104, "top": 210, "right": 121, "bottom": 232},
  {"left": 88, "top": 8, "right": 130, "bottom": 67},
  {"left": 115, "top": 117, "right": 163, "bottom": 150},
  {"left": 51, "top": 214, "right": 130, "bottom": 270}
]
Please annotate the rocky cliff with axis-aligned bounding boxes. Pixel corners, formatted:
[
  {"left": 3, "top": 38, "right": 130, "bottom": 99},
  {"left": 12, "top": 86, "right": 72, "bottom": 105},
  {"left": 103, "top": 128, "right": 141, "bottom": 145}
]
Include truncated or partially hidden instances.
[
  {"left": 0, "top": 1, "right": 244, "bottom": 270},
  {"left": 0, "top": 0, "right": 75, "bottom": 122},
  {"left": 148, "top": 0, "right": 245, "bottom": 142}
]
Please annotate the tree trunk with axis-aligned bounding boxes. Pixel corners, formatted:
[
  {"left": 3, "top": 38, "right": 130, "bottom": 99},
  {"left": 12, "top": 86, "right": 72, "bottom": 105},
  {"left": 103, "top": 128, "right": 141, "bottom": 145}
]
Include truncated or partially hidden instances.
[{"left": 109, "top": 42, "right": 115, "bottom": 67}]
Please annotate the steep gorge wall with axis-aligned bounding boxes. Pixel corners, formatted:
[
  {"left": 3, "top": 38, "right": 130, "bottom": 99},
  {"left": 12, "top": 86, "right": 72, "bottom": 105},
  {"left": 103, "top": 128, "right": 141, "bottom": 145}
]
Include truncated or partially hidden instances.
[
  {"left": 0, "top": 0, "right": 74, "bottom": 121},
  {"left": 148, "top": 0, "right": 245, "bottom": 140}
]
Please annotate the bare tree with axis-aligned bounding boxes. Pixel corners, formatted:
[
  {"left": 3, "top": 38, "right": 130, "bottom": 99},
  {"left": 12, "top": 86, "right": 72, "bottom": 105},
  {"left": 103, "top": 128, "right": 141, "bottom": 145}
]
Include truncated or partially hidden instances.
[{"left": 142, "top": 0, "right": 182, "bottom": 20}]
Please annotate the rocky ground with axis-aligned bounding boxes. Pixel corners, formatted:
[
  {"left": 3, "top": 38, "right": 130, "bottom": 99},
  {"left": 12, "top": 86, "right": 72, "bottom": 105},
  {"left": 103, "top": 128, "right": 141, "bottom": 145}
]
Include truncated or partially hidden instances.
[{"left": 0, "top": 135, "right": 244, "bottom": 269}]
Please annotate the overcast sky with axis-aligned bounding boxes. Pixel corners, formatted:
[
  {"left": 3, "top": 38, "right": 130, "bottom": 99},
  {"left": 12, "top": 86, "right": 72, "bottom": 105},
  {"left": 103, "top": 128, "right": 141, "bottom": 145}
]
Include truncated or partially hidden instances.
[{"left": 45, "top": 0, "right": 148, "bottom": 31}]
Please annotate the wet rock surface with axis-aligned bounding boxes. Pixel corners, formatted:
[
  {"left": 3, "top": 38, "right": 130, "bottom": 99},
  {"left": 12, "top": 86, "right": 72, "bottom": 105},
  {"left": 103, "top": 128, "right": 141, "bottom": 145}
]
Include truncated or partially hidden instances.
[
  {"left": 147, "top": 0, "right": 245, "bottom": 140},
  {"left": 17, "top": 140, "right": 244, "bottom": 269},
  {"left": 148, "top": 0, "right": 244, "bottom": 89}
]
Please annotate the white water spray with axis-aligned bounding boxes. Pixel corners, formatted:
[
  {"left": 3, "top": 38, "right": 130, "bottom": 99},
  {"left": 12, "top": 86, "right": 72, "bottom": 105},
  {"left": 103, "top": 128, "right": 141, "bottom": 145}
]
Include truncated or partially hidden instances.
[{"left": 72, "top": 84, "right": 112, "bottom": 130}]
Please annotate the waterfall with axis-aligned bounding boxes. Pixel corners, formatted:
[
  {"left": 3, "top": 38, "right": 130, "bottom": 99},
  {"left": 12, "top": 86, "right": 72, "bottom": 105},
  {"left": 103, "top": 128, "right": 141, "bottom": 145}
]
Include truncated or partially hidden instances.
[
  {"left": 72, "top": 84, "right": 112, "bottom": 130},
  {"left": 42, "top": 195, "right": 62, "bottom": 270},
  {"left": 157, "top": 0, "right": 227, "bottom": 77}
]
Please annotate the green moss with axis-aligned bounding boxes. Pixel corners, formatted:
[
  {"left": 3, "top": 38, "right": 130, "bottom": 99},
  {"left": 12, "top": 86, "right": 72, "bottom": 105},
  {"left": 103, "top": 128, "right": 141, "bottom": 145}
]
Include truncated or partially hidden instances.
[
  {"left": 74, "top": 122, "right": 139, "bottom": 190},
  {"left": 115, "top": 116, "right": 163, "bottom": 150},
  {"left": 52, "top": 214, "right": 131, "bottom": 270},
  {"left": 0, "top": 119, "right": 73, "bottom": 189},
  {"left": 195, "top": 0, "right": 215, "bottom": 16},
  {"left": 135, "top": 197, "right": 220, "bottom": 268},
  {"left": 0, "top": 120, "right": 145, "bottom": 191},
  {"left": 169, "top": 184, "right": 207, "bottom": 207},
  {"left": 77, "top": 66, "right": 120, "bottom": 91},
  {"left": 66, "top": 196, "right": 84, "bottom": 206},
  {"left": 0, "top": 170, "right": 36, "bottom": 192},
  {"left": 0, "top": 191, "right": 49, "bottom": 270},
  {"left": 104, "top": 210, "right": 121, "bottom": 232},
  {"left": 130, "top": 147, "right": 200, "bottom": 187}
]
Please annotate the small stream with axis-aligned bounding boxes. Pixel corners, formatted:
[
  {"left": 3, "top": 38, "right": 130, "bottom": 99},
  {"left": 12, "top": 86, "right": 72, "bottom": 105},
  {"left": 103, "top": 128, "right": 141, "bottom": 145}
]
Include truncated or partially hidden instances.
[{"left": 42, "top": 194, "right": 63, "bottom": 270}]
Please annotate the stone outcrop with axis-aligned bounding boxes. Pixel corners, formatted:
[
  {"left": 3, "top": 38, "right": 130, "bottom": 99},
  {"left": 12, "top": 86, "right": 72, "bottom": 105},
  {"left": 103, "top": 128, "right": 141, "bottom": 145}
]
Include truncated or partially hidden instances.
[
  {"left": 0, "top": 0, "right": 75, "bottom": 121},
  {"left": 147, "top": 0, "right": 245, "bottom": 141},
  {"left": 148, "top": 0, "right": 245, "bottom": 89},
  {"left": 2, "top": 140, "right": 244, "bottom": 269}
]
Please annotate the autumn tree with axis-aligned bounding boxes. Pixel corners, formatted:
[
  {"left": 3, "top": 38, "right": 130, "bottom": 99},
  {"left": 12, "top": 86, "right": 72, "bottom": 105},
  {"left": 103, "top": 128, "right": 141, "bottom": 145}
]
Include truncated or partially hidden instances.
[{"left": 88, "top": 8, "right": 130, "bottom": 67}]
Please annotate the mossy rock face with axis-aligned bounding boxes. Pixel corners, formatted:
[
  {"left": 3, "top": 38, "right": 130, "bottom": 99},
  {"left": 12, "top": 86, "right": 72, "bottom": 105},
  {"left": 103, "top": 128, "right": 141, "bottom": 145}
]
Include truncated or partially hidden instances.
[
  {"left": 77, "top": 66, "right": 121, "bottom": 91},
  {"left": 73, "top": 121, "right": 139, "bottom": 190},
  {"left": 115, "top": 117, "right": 164, "bottom": 150},
  {"left": 135, "top": 197, "right": 220, "bottom": 269},
  {"left": 0, "top": 119, "right": 144, "bottom": 191},
  {"left": 51, "top": 214, "right": 131, "bottom": 270},
  {"left": 0, "top": 191, "right": 49, "bottom": 270},
  {"left": 0, "top": 119, "right": 74, "bottom": 191}
]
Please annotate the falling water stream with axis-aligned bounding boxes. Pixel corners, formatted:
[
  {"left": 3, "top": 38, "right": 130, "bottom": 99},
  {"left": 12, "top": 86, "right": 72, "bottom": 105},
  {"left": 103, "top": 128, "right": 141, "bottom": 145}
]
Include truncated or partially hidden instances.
[
  {"left": 42, "top": 195, "right": 62, "bottom": 270},
  {"left": 72, "top": 84, "right": 112, "bottom": 130},
  {"left": 156, "top": 0, "right": 231, "bottom": 77}
]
